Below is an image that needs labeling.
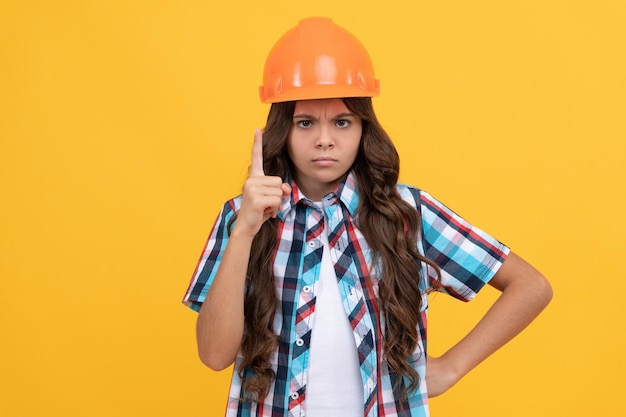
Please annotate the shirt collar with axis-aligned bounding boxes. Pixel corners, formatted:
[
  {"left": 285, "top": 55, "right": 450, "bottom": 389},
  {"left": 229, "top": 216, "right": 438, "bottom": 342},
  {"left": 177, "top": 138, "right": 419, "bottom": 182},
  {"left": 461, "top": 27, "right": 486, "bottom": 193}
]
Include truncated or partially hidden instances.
[{"left": 277, "top": 172, "right": 360, "bottom": 220}]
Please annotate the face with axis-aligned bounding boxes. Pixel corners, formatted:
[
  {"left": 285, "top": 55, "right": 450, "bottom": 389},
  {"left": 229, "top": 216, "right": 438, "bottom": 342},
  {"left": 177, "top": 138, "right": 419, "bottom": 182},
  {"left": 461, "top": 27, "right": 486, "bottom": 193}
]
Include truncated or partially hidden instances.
[{"left": 287, "top": 99, "right": 363, "bottom": 201}]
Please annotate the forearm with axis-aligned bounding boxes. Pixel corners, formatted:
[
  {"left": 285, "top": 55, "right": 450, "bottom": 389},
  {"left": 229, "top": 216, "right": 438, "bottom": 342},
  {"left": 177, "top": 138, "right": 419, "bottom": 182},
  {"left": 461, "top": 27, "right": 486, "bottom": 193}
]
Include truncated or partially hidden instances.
[
  {"left": 444, "top": 266, "right": 551, "bottom": 379},
  {"left": 429, "top": 252, "right": 553, "bottom": 396},
  {"left": 194, "top": 129, "right": 290, "bottom": 371},
  {"left": 196, "top": 227, "right": 254, "bottom": 370}
]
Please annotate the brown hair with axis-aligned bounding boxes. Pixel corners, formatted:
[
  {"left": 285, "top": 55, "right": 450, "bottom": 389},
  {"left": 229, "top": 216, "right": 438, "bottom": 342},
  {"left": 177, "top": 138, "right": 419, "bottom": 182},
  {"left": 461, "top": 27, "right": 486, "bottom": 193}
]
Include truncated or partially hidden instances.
[{"left": 232, "top": 98, "right": 440, "bottom": 402}]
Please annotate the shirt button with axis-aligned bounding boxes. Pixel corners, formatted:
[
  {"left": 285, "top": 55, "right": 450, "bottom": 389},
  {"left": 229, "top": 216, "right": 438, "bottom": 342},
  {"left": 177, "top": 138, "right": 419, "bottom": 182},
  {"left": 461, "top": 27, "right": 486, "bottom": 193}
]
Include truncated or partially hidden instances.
[
  {"left": 302, "top": 285, "right": 311, "bottom": 293},
  {"left": 307, "top": 240, "right": 316, "bottom": 248},
  {"left": 295, "top": 338, "right": 304, "bottom": 347},
  {"left": 290, "top": 392, "right": 299, "bottom": 400}
]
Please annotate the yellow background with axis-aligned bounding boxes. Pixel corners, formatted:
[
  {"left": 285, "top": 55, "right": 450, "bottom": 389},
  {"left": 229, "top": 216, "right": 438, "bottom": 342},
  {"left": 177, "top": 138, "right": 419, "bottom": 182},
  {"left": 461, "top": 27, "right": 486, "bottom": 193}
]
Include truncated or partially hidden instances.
[{"left": 1, "top": 1, "right": 624, "bottom": 416}]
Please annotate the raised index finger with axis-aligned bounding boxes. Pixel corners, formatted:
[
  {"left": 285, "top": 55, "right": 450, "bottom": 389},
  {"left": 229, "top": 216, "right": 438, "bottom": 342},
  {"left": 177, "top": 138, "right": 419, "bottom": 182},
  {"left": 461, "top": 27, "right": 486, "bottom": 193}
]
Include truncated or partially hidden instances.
[{"left": 250, "top": 128, "right": 265, "bottom": 177}]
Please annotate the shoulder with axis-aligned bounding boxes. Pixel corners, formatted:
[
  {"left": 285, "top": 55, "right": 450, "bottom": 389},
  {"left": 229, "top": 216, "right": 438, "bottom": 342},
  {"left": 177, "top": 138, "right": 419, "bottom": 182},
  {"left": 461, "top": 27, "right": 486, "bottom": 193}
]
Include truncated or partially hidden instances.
[
  {"left": 396, "top": 183, "right": 424, "bottom": 209},
  {"left": 210, "top": 195, "right": 244, "bottom": 226},
  {"left": 220, "top": 194, "right": 243, "bottom": 213},
  {"left": 395, "top": 184, "right": 455, "bottom": 223}
]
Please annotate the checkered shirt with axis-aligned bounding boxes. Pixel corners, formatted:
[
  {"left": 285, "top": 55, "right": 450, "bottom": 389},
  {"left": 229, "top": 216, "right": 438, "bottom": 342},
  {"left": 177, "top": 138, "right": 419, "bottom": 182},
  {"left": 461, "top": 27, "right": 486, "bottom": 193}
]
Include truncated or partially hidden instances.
[{"left": 183, "top": 172, "right": 509, "bottom": 417}]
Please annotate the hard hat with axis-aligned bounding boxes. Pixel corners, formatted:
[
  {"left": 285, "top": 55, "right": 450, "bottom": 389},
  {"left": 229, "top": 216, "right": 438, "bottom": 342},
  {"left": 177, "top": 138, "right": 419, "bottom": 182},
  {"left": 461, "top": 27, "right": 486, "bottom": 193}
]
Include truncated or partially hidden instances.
[{"left": 259, "top": 17, "right": 380, "bottom": 103}]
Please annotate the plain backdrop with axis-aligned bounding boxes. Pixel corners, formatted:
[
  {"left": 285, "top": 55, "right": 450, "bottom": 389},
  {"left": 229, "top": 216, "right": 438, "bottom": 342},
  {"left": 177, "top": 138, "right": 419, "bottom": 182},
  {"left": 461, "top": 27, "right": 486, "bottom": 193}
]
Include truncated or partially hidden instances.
[{"left": 1, "top": 1, "right": 624, "bottom": 416}]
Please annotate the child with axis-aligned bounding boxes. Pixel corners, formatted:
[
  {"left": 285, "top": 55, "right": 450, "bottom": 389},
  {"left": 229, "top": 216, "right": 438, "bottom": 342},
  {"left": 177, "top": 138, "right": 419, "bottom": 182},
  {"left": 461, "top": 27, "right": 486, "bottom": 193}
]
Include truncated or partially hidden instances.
[{"left": 183, "top": 17, "right": 552, "bottom": 417}]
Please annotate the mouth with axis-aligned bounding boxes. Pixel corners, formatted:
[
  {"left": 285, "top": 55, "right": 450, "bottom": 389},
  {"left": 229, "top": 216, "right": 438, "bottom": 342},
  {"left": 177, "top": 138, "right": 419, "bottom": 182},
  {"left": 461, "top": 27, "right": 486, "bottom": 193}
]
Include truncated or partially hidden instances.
[{"left": 312, "top": 156, "right": 337, "bottom": 167}]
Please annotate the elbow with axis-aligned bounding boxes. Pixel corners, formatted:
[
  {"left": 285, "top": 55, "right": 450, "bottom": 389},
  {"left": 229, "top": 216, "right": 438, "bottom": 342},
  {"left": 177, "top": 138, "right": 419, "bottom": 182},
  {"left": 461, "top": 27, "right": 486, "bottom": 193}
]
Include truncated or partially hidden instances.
[
  {"left": 521, "top": 268, "right": 553, "bottom": 312},
  {"left": 537, "top": 274, "right": 554, "bottom": 309},
  {"left": 198, "top": 350, "right": 235, "bottom": 371}
]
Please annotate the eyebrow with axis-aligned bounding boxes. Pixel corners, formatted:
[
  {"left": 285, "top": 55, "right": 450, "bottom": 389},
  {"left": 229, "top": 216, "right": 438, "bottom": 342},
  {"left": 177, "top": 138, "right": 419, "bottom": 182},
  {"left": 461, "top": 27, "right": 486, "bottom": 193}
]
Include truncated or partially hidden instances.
[{"left": 292, "top": 112, "right": 357, "bottom": 120}]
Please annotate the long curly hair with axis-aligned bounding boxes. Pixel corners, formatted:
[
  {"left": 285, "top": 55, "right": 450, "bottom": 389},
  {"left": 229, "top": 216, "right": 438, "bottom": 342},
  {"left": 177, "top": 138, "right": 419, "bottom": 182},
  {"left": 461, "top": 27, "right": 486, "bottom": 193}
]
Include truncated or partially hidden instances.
[{"left": 231, "top": 97, "right": 440, "bottom": 402}]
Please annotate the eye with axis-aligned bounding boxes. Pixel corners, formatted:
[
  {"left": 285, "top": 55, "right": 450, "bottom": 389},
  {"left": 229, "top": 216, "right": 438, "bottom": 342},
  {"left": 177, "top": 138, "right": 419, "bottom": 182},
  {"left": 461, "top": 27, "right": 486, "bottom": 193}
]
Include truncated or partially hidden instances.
[
  {"left": 296, "top": 120, "right": 312, "bottom": 128},
  {"left": 336, "top": 119, "right": 351, "bottom": 128}
]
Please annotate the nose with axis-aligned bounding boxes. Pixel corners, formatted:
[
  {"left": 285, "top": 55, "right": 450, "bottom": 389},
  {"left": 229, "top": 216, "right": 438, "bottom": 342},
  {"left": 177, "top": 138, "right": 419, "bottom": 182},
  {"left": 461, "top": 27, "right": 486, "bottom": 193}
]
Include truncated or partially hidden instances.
[{"left": 316, "top": 125, "right": 334, "bottom": 149}]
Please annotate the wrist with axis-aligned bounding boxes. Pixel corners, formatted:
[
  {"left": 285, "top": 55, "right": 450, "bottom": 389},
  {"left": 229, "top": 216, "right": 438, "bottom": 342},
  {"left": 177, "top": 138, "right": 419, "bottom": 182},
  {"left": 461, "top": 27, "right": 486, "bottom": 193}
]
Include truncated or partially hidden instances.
[
  {"left": 439, "top": 351, "right": 466, "bottom": 384},
  {"left": 230, "top": 223, "right": 259, "bottom": 241}
]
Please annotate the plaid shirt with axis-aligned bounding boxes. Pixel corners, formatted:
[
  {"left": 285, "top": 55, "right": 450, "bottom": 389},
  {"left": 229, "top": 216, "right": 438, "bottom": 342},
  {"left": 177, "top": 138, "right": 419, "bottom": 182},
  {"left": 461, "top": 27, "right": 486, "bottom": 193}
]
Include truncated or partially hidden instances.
[{"left": 183, "top": 173, "right": 509, "bottom": 417}]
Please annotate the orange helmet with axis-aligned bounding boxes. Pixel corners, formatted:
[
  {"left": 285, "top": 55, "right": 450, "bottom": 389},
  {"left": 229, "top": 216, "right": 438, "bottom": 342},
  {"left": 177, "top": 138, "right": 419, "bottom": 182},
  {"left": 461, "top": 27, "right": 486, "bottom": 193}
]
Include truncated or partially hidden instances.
[{"left": 259, "top": 17, "right": 380, "bottom": 103}]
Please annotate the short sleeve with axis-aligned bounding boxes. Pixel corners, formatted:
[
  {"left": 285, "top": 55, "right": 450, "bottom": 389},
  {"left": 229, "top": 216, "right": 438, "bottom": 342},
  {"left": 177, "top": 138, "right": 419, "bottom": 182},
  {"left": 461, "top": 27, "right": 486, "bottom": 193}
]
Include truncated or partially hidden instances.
[
  {"left": 418, "top": 190, "right": 510, "bottom": 301},
  {"left": 182, "top": 198, "right": 239, "bottom": 312}
]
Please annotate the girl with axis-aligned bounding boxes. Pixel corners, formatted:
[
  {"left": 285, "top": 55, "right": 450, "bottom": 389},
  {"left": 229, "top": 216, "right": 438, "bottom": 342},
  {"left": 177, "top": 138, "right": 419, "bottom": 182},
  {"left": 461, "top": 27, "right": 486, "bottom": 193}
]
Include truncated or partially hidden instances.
[{"left": 183, "top": 17, "right": 552, "bottom": 417}]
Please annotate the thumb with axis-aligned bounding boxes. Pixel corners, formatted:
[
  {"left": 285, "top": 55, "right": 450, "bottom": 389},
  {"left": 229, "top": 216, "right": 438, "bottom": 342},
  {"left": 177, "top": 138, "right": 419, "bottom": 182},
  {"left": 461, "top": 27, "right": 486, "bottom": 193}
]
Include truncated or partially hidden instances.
[{"left": 282, "top": 183, "right": 292, "bottom": 197}]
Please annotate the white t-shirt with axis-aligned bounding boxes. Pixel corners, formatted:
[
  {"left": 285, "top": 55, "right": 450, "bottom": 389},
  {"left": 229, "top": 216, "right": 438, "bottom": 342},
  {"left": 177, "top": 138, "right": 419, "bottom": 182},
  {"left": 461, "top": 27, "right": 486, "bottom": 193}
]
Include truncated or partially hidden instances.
[{"left": 305, "top": 204, "right": 363, "bottom": 417}]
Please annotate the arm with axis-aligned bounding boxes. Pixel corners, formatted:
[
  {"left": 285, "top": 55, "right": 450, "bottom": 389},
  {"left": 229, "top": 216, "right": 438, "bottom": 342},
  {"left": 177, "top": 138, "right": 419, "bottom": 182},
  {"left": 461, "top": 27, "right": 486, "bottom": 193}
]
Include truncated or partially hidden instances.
[
  {"left": 196, "top": 130, "right": 290, "bottom": 370},
  {"left": 195, "top": 226, "right": 253, "bottom": 370},
  {"left": 426, "top": 251, "right": 553, "bottom": 397}
]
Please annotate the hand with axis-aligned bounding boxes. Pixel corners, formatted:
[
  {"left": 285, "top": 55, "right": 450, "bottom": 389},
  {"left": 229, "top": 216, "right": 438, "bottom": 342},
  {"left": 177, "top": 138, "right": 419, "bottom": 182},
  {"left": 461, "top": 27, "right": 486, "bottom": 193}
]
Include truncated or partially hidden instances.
[
  {"left": 234, "top": 129, "right": 291, "bottom": 238},
  {"left": 425, "top": 354, "right": 461, "bottom": 398}
]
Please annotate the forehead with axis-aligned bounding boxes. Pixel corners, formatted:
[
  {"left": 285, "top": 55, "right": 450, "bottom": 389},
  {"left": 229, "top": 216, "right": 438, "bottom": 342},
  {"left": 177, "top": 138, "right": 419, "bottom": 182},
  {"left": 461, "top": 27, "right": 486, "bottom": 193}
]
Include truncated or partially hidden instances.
[{"left": 293, "top": 98, "right": 351, "bottom": 115}]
